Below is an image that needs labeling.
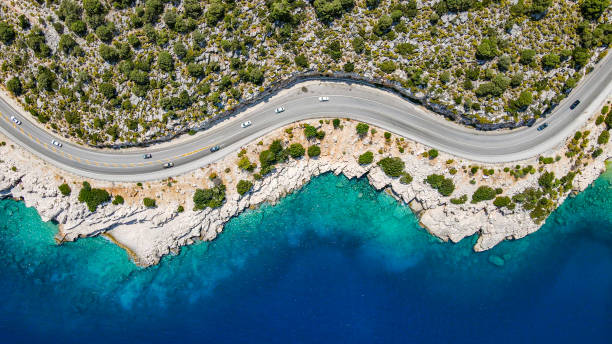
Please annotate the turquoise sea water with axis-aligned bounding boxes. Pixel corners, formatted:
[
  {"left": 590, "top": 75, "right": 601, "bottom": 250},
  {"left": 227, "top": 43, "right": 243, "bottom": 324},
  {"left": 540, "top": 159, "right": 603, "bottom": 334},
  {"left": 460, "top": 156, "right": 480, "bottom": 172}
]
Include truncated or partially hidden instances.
[{"left": 0, "top": 169, "right": 611, "bottom": 343}]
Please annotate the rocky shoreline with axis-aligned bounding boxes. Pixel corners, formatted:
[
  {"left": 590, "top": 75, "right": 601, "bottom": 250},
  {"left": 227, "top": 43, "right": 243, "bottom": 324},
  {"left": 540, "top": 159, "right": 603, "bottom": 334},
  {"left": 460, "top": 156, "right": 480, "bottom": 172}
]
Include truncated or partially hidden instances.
[{"left": 1, "top": 101, "right": 611, "bottom": 267}]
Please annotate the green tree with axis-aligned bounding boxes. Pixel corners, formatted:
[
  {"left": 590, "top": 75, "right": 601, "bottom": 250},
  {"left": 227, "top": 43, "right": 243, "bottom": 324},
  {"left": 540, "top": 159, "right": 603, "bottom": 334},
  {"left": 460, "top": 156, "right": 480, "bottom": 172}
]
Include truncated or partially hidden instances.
[
  {"left": 493, "top": 196, "right": 511, "bottom": 208},
  {"left": 373, "top": 15, "right": 393, "bottom": 36},
  {"left": 476, "top": 38, "right": 498, "bottom": 60},
  {"left": 112, "top": 195, "right": 124, "bottom": 205},
  {"left": 0, "top": 21, "right": 16, "bottom": 44},
  {"left": 580, "top": 0, "right": 610, "bottom": 20},
  {"left": 78, "top": 181, "right": 110, "bottom": 212},
  {"left": 356, "top": 123, "right": 369, "bottom": 136},
  {"left": 572, "top": 47, "right": 590, "bottom": 67},
  {"left": 206, "top": 1, "right": 226, "bottom": 26},
  {"left": 158, "top": 51, "right": 174, "bottom": 72},
  {"left": 379, "top": 60, "right": 397, "bottom": 74},
  {"left": 295, "top": 54, "right": 309, "bottom": 68},
  {"left": 288, "top": 143, "right": 305, "bottom": 158},
  {"left": 520, "top": 49, "right": 536, "bottom": 65},
  {"left": 471, "top": 186, "right": 496, "bottom": 203},
  {"left": 377, "top": 157, "right": 405, "bottom": 177},
  {"left": 597, "top": 130, "right": 609, "bottom": 144},
  {"left": 36, "top": 66, "right": 57, "bottom": 92},
  {"left": 6, "top": 77, "right": 22, "bottom": 96},
  {"left": 143, "top": 197, "right": 156, "bottom": 207},
  {"left": 193, "top": 184, "right": 226, "bottom": 209},
  {"left": 58, "top": 183, "right": 72, "bottom": 196},
  {"left": 358, "top": 151, "right": 374, "bottom": 165},
  {"left": 99, "top": 82, "right": 117, "bottom": 99},
  {"left": 424, "top": 174, "right": 455, "bottom": 196},
  {"left": 308, "top": 145, "right": 321, "bottom": 157},
  {"left": 236, "top": 180, "right": 253, "bottom": 196},
  {"left": 541, "top": 53, "right": 560, "bottom": 69},
  {"left": 428, "top": 149, "right": 439, "bottom": 159},
  {"left": 59, "top": 34, "right": 78, "bottom": 54}
]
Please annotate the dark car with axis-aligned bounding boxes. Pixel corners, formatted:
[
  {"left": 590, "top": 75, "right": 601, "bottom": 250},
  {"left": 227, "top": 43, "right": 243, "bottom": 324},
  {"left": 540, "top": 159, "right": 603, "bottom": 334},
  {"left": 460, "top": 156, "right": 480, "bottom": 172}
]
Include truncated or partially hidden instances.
[
  {"left": 143, "top": 153, "right": 152, "bottom": 159},
  {"left": 569, "top": 100, "right": 580, "bottom": 110},
  {"left": 210, "top": 145, "right": 220, "bottom": 152},
  {"left": 537, "top": 123, "right": 548, "bottom": 131}
]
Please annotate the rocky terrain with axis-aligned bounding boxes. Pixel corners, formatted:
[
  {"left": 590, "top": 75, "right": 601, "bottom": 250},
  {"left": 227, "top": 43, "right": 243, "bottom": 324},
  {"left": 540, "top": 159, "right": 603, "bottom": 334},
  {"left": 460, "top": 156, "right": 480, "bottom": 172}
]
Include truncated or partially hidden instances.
[
  {"left": 0, "top": 0, "right": 609, "bottom": 146},
  {"left": 1, "top": 96, "right": 610, "bottom": 267}
]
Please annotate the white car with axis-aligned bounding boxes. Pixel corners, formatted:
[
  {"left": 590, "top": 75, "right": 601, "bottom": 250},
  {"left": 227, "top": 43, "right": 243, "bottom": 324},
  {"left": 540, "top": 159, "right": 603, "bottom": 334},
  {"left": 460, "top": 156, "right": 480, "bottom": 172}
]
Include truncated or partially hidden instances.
[
  {"left": 318, "top": 96, "right": 330, "bottom": 102},
  {"left": 163, "top": 162, "right": 174, "bottom": 168},
  {"left": 10, "top": 116, "right": 21, "bottom": 125},
  {"left": 241, "top": 121, "right": 252, "bottom": 128},
  {"left": 275, "top": 107, "right": 285, "bottom": 113},
  {"left": 51, "top": 139, "right": 62, "bottom": 147}
]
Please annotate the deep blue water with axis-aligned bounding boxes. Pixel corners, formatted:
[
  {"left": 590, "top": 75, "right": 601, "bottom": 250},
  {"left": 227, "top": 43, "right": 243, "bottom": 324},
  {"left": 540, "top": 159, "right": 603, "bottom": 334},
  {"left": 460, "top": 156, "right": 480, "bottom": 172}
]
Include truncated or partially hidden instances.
[{"left": 0, "top": 169, "right": 611, "bottom": 343}]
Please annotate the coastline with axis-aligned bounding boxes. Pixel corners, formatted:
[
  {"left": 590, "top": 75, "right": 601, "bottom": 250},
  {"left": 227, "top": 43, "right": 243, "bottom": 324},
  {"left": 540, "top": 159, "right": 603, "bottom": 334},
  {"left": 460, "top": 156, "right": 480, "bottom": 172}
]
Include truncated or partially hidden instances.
[{"left": 0, "top": 99, "right": 610, "bottom": 267}]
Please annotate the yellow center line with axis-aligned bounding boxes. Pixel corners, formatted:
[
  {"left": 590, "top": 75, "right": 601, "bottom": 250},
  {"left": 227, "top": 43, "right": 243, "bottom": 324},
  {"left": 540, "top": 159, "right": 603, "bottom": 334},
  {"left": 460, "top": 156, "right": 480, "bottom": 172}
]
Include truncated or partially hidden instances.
[
  {"left": 35, "top": 138, "right": 40, "bottom": 144},
  {"left": 28, "top": 133, "right": 33, "bottom": 139},
  {"left": 121, "top": 164, "right": 127, "bottom": 168},
  {"left": 181, "top": 144, "right": 215, "bottom": 158},
  {"left": 19, "top": 127, "right": 24, "bottom": 134}
]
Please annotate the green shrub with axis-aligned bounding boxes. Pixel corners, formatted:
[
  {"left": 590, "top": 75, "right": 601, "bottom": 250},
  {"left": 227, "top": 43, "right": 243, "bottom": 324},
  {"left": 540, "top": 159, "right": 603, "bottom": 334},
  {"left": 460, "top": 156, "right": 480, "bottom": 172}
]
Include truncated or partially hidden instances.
[
  {"left": 592, "top": 148, "right": 603, "bottom": 158},
  {"left": 450, "top": 195, "right": 468, "bottom": 204},
  {"left": 377, "top": 157, "right": 405, "bottom": 177},
  {"left": 400, "top": 173, "right": 413, "bottom": 184},
  {"left": 597, "top": 130, "right": 609, "bottom": 144},
  {"left": 58, "top": 183, "right": 71, "bottom": 196},
  {"left": 596, "top": 115, "right": 605, "bottom": 125},
  {"left": 177, "top": 205, "right": 185, "bottom": 213},
  {"left": 428, "top": 149, "right": 439, "bottom": 159},
  {"left": 143, "top": 197, "right": 156, "bottom": 208},
  {"left": 333, "top": 118, "right": 341, "bottom": 128},
  {"left": 471, "top": 186, "right": 496, "bottom": 203},
  {"left": 601, "top": 106, "right": 609, "bottom": 115},
  {"left": 288, "top": 143, "right": 305, "bottom": 158},
  {"left": 78, "top": 181, "right": 110, "bottom": 212},
  {"left": 384, "top": 132, "right": 391, "bottom": 140},
  {"left": 304, "top": 124, "right": 317, "bottom": 139},
  {"left": 493, "top": 196, "right": 511, "bottom": 208},
  {"left": 308, "top": 145, "right": 321, "bottom": 157},
  {"left": 193, "top": 184, "right": 226, "bottom": 210},
  {"left": 358, "top": 151, "right": 374, "bottom": 165},
  {"left": 236, "top": 180, "right": 253, "bottom": 196},
  {"left": 356, "top": 123, "right": 369, "bottom": 136},
  {"left": 112, "top": 195, "right": 124, "bottom": 205},
  {"left": 6, "top": 77, "right": 22, "bottom": 96},
  {"left": 424, "top": 174, "right": 455, "bottom": 197}
]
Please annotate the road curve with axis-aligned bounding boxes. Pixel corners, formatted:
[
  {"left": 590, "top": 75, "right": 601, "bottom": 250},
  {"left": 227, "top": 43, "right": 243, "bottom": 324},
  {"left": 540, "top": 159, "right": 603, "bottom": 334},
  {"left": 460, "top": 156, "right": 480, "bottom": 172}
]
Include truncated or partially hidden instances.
[{"left": 0, "top": 55, "right": 611, "bottom": 182}]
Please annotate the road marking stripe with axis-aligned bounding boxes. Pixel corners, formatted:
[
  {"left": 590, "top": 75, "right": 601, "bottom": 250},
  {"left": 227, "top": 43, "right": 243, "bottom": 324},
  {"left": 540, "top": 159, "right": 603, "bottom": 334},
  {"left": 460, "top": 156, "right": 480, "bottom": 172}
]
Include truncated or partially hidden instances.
[{"left": 181, "top": 144, "right": 215, "bottom": 157}]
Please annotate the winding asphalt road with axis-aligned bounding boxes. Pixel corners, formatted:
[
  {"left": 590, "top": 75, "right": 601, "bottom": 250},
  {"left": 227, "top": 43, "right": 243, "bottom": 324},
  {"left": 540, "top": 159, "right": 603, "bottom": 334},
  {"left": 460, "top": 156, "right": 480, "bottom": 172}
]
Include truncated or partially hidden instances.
[{"left": 1, "top": 55, "right": 611, "bottom": 182}]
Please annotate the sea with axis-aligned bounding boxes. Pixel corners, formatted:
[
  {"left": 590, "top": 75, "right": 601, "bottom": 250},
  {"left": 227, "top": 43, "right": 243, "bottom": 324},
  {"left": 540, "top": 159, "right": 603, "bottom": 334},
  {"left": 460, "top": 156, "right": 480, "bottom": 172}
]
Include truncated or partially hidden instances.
[{"left": 0, "top": 168, "right": 610, "bottom": 343}]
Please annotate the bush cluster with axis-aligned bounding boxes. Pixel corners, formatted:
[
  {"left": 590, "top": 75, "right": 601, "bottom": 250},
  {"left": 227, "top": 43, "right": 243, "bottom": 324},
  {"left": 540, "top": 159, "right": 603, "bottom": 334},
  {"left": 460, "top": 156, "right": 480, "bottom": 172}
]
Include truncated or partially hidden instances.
[
  {"left": 78, "top": 181, "right": 110, "bottom": 212},
  {"left": 424, "top": 174, "right": 455, "bottom": 197},
  {"left": 58, "top": 183, "right": 71, "bottom": 196},
  {"left": 236, "top": 180, "right": 253, "bottom": 196},
  {"left": 193, "top": 184, "right": 226, "bottom": 210},
  {"left": 471, "top": 186, "right": 496, "bottom": 203},
  {"left": 377, "top": 157, "right": 405, "bottom": 177}
]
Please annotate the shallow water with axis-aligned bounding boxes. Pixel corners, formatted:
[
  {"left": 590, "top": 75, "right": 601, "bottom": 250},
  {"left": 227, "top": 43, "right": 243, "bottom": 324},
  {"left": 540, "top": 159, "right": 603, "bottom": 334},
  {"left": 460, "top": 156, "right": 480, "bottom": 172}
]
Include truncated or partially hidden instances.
[{"left": 0, "top": 170, "right": 610, "bottom": 343}]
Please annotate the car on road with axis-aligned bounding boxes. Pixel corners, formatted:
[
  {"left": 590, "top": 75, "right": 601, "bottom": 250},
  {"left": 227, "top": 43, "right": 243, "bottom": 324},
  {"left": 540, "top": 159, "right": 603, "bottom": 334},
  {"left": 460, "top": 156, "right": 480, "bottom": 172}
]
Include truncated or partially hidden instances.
[
  {"left": 275, "top": 107, "right": 285, "bottom": 113},
  {"left": 210, "top": 145, "right": 220, "bottom": 152},
  {"left": 318, "top": 96, "right": 330, "bottom": 102},
  {"left": 569, "top": 100, "right": 580, "bottom": 110},
  {"left": 143, "top": 153, "right": 152, "bottom": 159},
  {"left": 163, "top": 162, "right": 174, "bottom": 168},
  {"left": 241, "top": 121, "right": 252, "bottom": 128},
  {"left": 51, "top": 139, "right": 62, "bottom": 147},
  {"left": 537, "top": 123, "right": 548, "bottom": 131},
  {"left": 10, "top": 116, "right": 21, "bottom": 125}
]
